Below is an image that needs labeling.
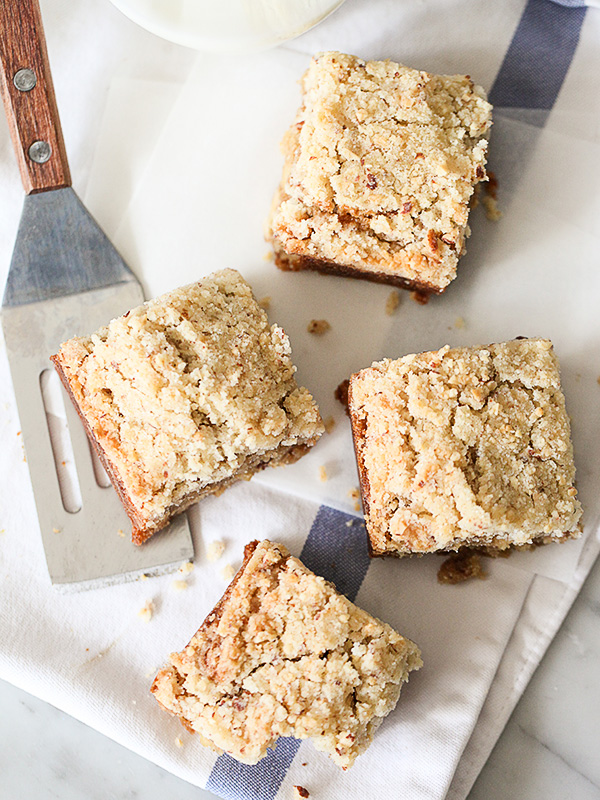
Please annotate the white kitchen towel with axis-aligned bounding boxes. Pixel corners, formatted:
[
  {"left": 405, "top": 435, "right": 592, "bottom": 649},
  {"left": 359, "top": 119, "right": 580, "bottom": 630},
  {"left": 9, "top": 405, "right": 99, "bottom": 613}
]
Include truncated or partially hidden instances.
[{"left": 0, "top": 2, "right": 599, "bottom": 800}]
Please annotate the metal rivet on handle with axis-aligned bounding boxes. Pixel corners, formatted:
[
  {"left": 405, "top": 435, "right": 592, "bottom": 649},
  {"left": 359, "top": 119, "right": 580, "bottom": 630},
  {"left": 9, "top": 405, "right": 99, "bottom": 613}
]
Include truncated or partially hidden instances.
[
  {"left": 28, "top": 140, "right": 52, "bottom": 164},
  {"left": 13, "top": 68, "right": 37, "bottom": 92}
]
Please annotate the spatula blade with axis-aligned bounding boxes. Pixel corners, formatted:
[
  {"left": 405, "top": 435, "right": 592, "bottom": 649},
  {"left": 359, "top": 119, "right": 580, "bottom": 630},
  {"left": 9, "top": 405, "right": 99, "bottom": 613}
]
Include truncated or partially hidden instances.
[{"left": 2, "top": 189, "right": 194, "bottom": 590}]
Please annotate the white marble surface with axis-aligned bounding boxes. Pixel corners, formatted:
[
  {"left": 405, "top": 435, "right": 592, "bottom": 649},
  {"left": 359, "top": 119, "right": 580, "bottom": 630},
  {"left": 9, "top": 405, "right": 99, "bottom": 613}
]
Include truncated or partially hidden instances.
[{"left": 1, "top": 554, "right": 598, "bottom": 800}]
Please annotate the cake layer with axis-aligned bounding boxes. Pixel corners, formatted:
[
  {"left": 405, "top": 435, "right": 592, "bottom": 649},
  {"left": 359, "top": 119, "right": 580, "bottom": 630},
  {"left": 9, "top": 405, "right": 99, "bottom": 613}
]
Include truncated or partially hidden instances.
[
  {"left": 51, "top": 269, "right": 323, "bottom": 543},
  {"left": 348, "top": 339, "right": 583, "bottom": 556},
  {"left": 152, "top": 540, "right": 421, "bottom": 768},
  {"left": 268, "top": 51, "right": 492, "bottom": 291}
]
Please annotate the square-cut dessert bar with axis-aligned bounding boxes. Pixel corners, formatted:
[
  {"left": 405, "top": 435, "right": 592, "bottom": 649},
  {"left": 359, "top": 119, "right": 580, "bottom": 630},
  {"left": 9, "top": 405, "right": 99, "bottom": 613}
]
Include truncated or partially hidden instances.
[
  {"left": 268, "top": 51, "right": 493, "bottom": 293},
  {"left": 151, "top": 540, "right": 421, "bottom": 768},
  {"left": 51, "top": 270, "right": 323, "bottom": 544},
  {"left": 348, "top": 339, "right": 582, "bottom": 557}
]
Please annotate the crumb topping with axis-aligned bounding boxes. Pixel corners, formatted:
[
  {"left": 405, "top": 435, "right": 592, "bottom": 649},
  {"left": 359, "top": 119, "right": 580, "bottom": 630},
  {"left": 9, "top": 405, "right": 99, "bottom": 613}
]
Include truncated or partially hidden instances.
[
  {"left": 349, "top": 339, "right": 583, "bottom": 555},
  {"left": 269, "top": 52, "right": 492, "bottom": 290},
  {"left": 207, "top": 540, "right": 226, "bottom": 562},
  {"left": 307, "top": 319, "right": 331, "bottom": 335},
  {"left": 437, "top": 550, "right": 487, "bottom": 584},
  {"left": 52, "top": 270, "right": 323, "bottom": 536},
  {"left": 385, "top": 291, "right": 400, "bottom": 316},
  {"left": 151, "top": 540, "right": 421, "bottom": 769},
  {"left": 220, "top": 564, "right": 236, "bottom": 581},
  {"left": 138, "top": 601, "right": 154, "bottom": 622}
]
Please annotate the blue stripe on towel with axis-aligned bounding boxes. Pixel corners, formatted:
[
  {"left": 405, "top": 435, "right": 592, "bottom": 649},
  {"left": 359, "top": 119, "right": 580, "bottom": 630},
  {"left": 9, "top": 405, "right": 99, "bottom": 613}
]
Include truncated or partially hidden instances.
[
  {"left": 548, "top": 0, "right": 587, "bottom": 8},
  {"left": 206, "top": 507, "right": 370, "bottom": 800},
  {"left": 298, "top": 506, "right": 371, "bottom": 599},
  {"left": 489, "top": 0, "right": 587, "bottom": 110}
]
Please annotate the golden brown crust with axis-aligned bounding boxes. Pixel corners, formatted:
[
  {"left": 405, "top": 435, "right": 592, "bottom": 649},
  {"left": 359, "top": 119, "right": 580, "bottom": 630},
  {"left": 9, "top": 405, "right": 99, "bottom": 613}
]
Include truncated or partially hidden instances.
[
  {"left": 348, "top": 339, "right": 583, "bottom": 558},
  {"left": 51, "top": 353, "right": 153, "bottom": 544},
  {"left": 192, "top": 540, "right": 260, "bottom": 643},
  {"left": 151, "top": 541, "right": 261, "bottom": 736},
  {"left": 268, "top": 52, "right": 492, "bottom": 292},
  {"left": 50, "top": 270, "right": 324, "bottom": 544},
  {"left": 151, "top": 540, "right": 422, "bottom": 769},
  {"left": 52, "top": 354, "right": 314, "bottom": 545},
  {"left": 347, "top": 379, "right": 376, "bottom": 558},
  {"left": 274, "top": 250, "right": 441, "bottom": 295}
]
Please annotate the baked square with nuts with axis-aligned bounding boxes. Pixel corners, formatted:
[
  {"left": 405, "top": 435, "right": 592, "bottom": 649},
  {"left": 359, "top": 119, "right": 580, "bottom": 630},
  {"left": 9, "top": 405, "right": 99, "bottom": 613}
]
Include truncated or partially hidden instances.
[
  {"left": 348, "top": 339, "right": 582, "bottom": 556},
  {"left": 51, "top": 270, "right": 323, "bottom": 544},
  {"left": 151, "top": 540, "right": 421, "bottom": 768},
  {"left": 268, "top": 51, "right": 492, "bottom": 293}
]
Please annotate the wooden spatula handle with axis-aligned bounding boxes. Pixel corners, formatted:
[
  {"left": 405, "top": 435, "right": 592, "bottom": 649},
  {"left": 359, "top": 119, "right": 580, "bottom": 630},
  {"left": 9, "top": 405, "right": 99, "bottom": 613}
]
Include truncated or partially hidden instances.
[{"left": 0, "top": 0, "right": 71, "bottom": 194}]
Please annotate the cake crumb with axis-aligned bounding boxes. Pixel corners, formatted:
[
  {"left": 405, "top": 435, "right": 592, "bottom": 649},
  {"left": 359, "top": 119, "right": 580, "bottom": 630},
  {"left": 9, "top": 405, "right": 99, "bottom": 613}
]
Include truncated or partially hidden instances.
[
  {"left": 307, "top": 319, "right": 331, "bottom": 335},
  {"left": 52, "top": 527, "right": 61, "bottom": 534},
  {"left": 323, "top": 415, "right": 336, "bottom": 434},
  {"left": 220, "top": 563, "right": 236, "bottom": 581},
  {"left": 207, "top": 540, "right": 226, "bottom": 562},
  {"left": 175, "top": 736, "right": 184, "bottom": 748},
  {"left": 348, "top": 487, "right": 361, "bottom": 512},
  {"left": 385, "top": 290, "right": 400, "bottom": 315},
  {"left": 482, "top": 194, "right": 502, "bottom": 221},
  {"left": 454, "top": 316, "right": 466, "bottom": 329},
  {"left": 138, "top": 601, "right": 154, "bottom": 622},
  {"left": 335, "top": 379, "right": 350, "bottom": 415},
  {"left": 345, "top": 519, "right": 354, "bottom": 527},
  {"left": 268, "top": 53, "right": 492, "bottom": 293},
  {"left": 318, "top": 465, "right": 328, "bottom": 482},
  {"left": 117, "top": 529, "right": 125, "bottom": 538},
  {"left": 437, "top": 551, "right": 487, "bottom": 585},
  {"left": 410, "top": 289, "right": 430, "bottom": 305},
  {"left": 178, "top": 561, "right": 194, "bottom": 575},
  {"left": 50, "top": 269, "right": 324, "bottom": 546},
  {"left": 486, "top": 169, "right": 499, "bottom": 199},
  {"left": 349, "top": 338, "right": 581, "bottom": 558},
  {"left": 172, "top": 580, "right": 188, "bottom": 591},
  {"left": 140, "top": 574, "right": 148, "bottom": 581},
  {"left": 294, "top": 787, "right": 310, "bottom": 799},
  {"left": 150, "top": 539, "right": 421, "bottom": 769},
  {"left": 263, "top": 251, "right": 274, "bottom": 262},
  {"left": 259, "top": 296, "right": 272, "bottom": 310}
]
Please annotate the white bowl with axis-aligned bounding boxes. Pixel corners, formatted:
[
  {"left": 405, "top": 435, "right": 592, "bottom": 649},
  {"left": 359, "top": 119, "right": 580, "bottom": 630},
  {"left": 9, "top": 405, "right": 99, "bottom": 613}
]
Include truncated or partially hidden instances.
[{"left": 108, "top": 0, "right": 346, "bottom": 53}]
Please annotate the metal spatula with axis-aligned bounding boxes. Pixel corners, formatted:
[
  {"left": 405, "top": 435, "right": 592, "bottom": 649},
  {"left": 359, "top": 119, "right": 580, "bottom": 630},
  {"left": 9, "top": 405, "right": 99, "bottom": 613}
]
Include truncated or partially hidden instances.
[{"left": 0, "top": 0, "right": 193, "bottom": 590}]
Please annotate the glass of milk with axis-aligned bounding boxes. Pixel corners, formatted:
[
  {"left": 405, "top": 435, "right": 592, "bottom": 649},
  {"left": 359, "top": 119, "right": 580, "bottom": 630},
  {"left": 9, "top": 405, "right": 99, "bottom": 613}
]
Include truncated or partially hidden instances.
[{"left": 108, "top": 0, "right": 346, "bottom": 52}]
